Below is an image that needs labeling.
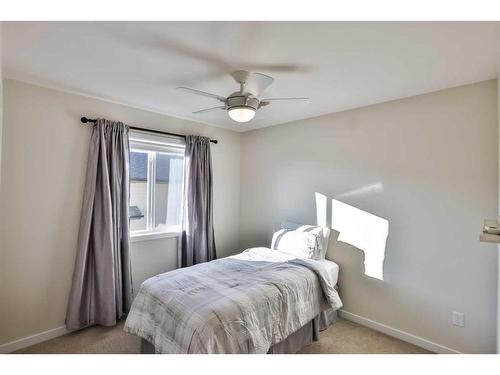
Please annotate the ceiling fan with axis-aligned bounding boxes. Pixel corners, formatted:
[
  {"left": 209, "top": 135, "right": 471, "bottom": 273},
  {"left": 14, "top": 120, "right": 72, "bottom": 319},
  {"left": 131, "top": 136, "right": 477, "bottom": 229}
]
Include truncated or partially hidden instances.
[{"left": 177, "top": 70, "right": 309, "bottom": 123}]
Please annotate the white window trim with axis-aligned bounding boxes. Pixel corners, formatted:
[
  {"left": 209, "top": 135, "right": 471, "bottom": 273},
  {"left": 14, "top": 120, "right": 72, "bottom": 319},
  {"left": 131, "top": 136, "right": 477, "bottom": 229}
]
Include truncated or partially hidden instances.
[
  {"left": 129, "top": 132, "right": 185, "bottom": 242},
  {"left": 130, "top": 231, "right": 180, "bottom": 243}
]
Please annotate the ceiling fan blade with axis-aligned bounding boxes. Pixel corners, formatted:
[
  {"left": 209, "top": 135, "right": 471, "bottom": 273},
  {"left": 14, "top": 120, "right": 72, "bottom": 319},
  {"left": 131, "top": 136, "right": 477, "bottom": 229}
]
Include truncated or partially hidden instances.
[
  {"left": 192, "top": 106, "right": 226, "bottom": 114},
  {"left": 177, "top": 87, "right": 226, "bottom": 102},
  {"left": 261, "top": 97, "right": 309, "bottom": 101},
  {"left": 245, "top": 72, "right": 274, "bottom": 97},
  {"left": 231, "top": 71, "right": 274, "bottom": 97}
]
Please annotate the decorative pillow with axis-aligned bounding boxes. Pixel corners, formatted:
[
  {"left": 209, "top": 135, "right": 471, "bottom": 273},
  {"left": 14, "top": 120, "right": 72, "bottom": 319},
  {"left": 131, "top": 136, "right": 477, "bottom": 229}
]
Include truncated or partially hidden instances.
[
  {"left": 281, "top": 221, "right": 330, "bottom": 259},
  {"left": 271, "top": 229, "right": 321, "bottom": 259}
]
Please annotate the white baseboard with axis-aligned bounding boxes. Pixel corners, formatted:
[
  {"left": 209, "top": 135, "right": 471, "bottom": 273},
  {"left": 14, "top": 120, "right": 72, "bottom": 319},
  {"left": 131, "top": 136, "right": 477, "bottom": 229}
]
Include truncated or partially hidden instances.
[
  {"left": 0, "top": 326, "right": 70, "bottom": 354},
  {"left": 339, "top": 310, "right": 462, "bottom": 354},
  {"left": 0, "top": 310, "right": 462, "bottom": 354}
]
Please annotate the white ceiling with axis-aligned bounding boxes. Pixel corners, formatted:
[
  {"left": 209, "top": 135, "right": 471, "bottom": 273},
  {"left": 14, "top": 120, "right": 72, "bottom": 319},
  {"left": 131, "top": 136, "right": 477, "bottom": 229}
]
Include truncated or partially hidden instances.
[{"left": 2, "top": 22, "right": 500, "bottom": 132}]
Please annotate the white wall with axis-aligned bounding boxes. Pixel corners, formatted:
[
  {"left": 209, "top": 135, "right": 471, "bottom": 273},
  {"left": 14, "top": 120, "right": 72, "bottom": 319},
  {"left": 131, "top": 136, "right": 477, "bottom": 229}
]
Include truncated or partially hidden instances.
[
  {"left": 497, "top": 78, "right": 500, "bottom": 354},
  {"left": 0, "top": 79, "right": 241, "bottom": 346},
  {"left": 239, "top": 80, "right": 498, "bottom": 353},
  {"left": 0, "top": 23, "right": 3, "bottom": 186},
  {"left": 0, "top": 25, "right": 5, "bottom": 346},
  {"left": 129, "top": 237, "right": 179, "bottom": 293}
]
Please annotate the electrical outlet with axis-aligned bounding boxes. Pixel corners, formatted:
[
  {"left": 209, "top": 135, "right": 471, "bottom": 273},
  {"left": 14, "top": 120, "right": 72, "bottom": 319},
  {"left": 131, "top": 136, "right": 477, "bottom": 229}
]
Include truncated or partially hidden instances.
[{"left": 452, "top": 311, "right": 465, "bottom": 327}]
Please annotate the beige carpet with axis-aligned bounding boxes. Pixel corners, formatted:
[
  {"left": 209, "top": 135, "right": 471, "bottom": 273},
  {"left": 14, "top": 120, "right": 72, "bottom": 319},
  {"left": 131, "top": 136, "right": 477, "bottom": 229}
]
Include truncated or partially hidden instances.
[{"left": 14, "top": 318, "right": 430, "bottom": 354}]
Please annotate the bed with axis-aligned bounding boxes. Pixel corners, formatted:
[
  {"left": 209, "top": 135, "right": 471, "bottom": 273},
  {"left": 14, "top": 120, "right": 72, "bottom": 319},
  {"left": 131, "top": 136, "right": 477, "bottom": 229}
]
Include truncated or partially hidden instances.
[{"left": 124, "top": 246, "right": 342, "bottom": 354}]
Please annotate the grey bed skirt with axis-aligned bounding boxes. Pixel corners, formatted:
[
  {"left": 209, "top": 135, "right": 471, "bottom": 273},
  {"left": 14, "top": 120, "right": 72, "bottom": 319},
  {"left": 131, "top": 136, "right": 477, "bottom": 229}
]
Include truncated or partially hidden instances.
[{"left": 140, "top": 308, "right": 338, "bottom": 354}]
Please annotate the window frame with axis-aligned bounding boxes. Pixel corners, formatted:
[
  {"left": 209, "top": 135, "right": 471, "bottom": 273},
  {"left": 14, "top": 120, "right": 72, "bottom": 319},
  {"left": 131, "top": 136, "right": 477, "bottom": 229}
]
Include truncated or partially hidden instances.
[{"left": 129, "top": 131, "right": 185, "bottom": 242}]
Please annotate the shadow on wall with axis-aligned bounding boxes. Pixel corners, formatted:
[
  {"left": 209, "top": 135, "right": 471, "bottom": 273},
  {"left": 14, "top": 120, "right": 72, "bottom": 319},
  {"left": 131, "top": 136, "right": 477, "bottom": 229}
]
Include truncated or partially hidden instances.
[{"left": 315, "top": 189, "right": 389, "bottom": 280}]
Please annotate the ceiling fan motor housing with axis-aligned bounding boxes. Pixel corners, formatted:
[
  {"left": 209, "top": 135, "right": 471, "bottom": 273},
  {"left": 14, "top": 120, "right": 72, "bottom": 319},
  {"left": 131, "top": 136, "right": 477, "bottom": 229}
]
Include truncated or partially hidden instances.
[{"left": 226, "top": 94, "right": 260, "bottom": 111}]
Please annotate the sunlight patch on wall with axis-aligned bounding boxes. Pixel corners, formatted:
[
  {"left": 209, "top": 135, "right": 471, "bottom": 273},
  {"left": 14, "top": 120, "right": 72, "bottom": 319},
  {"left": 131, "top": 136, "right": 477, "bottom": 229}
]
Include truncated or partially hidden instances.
[
  {"left": 315, "top": 192, "right": 328, "bottom": 227},
  {"left": 331, "top": 198, "right": 389, "bottom": 280}
]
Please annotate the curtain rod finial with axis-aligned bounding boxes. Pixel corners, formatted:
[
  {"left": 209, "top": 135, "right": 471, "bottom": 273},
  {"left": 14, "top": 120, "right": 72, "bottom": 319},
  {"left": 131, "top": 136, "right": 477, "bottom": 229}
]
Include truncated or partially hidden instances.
[{"left": 81, "top": 117, "right": 97, "bottom": 124}]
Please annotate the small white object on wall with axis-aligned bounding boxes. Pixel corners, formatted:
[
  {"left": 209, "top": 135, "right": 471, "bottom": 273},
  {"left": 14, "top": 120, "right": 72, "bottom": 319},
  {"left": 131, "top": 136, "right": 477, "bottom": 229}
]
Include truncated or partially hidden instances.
[
  {"left": 452, "top": 311, "right": 465, "bottom": 327},
  {"left": 479, "top": 219, "right": 500, "bottom": 243}
]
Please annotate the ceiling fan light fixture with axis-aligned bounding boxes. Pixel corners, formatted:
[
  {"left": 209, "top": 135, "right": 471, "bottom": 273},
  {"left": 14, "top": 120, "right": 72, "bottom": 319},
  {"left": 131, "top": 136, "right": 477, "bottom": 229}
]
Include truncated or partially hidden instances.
[{"left": 228, "top": 107, "right": 256, "bottom": 123}]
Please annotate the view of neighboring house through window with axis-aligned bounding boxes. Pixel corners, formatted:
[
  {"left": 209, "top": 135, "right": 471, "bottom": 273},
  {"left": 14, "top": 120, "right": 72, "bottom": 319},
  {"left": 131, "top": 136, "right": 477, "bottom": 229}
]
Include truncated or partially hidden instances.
[{"left": 129, "top": 132, "right": 184, "bottom": 236}]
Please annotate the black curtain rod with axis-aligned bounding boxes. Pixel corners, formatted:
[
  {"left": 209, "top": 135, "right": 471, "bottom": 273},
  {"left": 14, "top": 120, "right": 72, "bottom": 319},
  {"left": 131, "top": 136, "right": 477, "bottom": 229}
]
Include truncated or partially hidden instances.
[{"left": 80, "top": 117, "right": 218, "bottom": 144}]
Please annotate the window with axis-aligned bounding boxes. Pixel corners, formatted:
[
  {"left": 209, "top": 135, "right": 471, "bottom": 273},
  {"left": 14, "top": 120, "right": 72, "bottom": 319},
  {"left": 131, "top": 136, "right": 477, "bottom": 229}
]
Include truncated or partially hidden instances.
[{"left": 129, "top": 132, "right": 184, "bottom": 238}]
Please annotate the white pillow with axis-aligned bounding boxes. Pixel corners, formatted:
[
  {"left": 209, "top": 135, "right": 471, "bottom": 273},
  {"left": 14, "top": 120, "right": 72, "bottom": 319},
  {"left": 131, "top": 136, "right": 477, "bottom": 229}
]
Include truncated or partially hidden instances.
[
  {"left": 281, "top": 221, "right": 330, "bottom": 259},
  {"left": 271, "top": 229, "right": 321, "bottom": 259}
]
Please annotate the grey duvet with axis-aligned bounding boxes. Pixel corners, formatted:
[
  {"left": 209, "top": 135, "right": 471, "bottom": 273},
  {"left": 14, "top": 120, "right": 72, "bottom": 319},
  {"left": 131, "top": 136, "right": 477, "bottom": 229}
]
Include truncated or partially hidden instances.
[{"left": 124, "top": 247, "right": 342, "bottom": 353}]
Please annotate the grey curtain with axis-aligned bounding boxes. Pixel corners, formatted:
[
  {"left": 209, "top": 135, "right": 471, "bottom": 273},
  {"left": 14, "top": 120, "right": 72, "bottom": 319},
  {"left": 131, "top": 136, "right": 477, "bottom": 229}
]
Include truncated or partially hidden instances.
[
  {"left": 66, "top": 119, "right": 133, "bottom": 330},
  {"left": 179, "top": 135, "right": 216, "bottom": 267}
]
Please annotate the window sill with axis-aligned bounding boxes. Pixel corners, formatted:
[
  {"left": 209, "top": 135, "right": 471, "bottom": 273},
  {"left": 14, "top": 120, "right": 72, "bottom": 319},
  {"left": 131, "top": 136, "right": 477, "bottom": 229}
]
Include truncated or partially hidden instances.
[{"left": 130, "top": 231, "right": 180, "bottom": 243}]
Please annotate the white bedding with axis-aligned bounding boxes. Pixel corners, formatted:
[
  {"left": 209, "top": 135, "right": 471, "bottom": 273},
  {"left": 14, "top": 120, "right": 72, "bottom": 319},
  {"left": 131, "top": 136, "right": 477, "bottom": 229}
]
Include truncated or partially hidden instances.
[
  {"left": 317, "top": 259, "right": 340, "bottom": 286},
  {"left": 230, "top": 247, "right": 339, "bottom": 285}
]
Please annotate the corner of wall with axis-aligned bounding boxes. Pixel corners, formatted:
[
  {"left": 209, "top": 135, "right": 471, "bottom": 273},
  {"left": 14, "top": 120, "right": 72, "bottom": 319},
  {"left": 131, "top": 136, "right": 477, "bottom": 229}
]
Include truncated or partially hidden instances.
[{"left": 236, "top": 131, "right": 243, "bottom": 253}]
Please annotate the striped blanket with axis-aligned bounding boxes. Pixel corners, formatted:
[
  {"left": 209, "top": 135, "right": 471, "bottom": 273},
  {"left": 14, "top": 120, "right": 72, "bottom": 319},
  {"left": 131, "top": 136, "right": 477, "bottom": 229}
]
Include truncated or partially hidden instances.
[{"left": 124, "top": 247, "right": 342, "bottom": 353}]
